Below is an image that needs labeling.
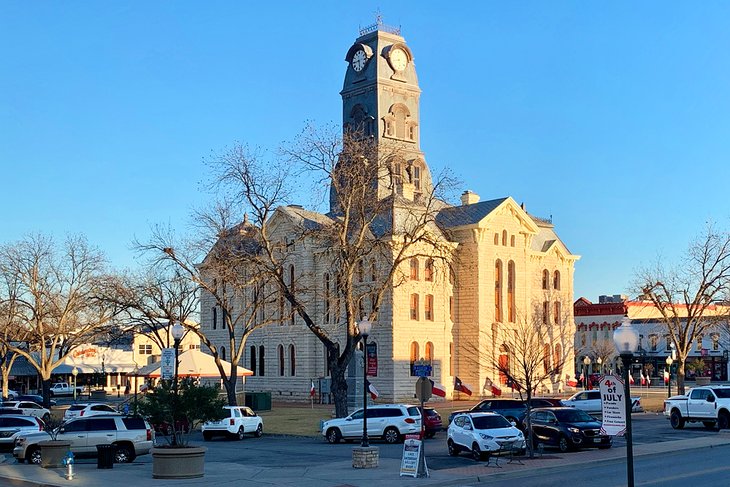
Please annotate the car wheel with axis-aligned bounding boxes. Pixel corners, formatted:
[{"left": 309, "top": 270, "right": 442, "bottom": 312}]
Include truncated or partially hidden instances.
[
  {"left": 471, "top": 443, "right": 484, "bottom": 462},
  {"left": 383, "top": 427, "right": 400, "bottom": 444},
  {"left": 203, "top": 432, "right": 213, "bottom": 441},
  {"left": 29, "top": 447, "right": 42, "bottom": 465},
  {"left": 236, "top": 426, "right": 245, "bottom": 441},
  {"left": 703, "top": 421, "right": 717, "bottom": 429},
  {"left": 670, "top": 410, "right": 685, "bottom": 430},
  {"left": 718, "top": 413, "right": 730, "bottom": 430},
  {"left": 114, "top": 444, "right": 134, "bottom": 463},
  {"left": 558, "top": 435, "right": 571, "bottom": 453},
  {"left": 447, "top": 439, "right": 459, "bottom": 456},
  {"left": 254, "top": 424, "right": 263, "bottom": 438},
  {"left": 326, "top": 428, "right": 342, "bottom": 444}
]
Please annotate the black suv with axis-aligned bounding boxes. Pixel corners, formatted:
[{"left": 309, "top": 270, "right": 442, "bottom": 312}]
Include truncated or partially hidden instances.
[
  {"left": 528, "top": 407, "right": 611, "bottom": 452},
  {"left": 448, "top": 399, "right": 527, "bottom": 426}
]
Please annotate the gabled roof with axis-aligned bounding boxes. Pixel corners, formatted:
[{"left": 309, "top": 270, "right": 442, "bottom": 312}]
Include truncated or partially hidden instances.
[{"left": 435, "top": 197, "right": 508, "bottom": 228}]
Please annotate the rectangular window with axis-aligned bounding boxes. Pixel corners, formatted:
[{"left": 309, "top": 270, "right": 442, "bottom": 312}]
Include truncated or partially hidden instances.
[
  {"left": 697, "top": 335, "right": 703, "bottom": 352},
  {"left": 650, "top": 335, "right": 658, "bottom": 351},
  {"left": 425, "top": 294, "right": 434, "bottom": 321},
  {"left": 712, "top": 334, "right": 719, "bottom": 351},
  {"left": 425, "top": 260, "right": 434, "bottom": 281},
  {"left": 413, "top": 166, "right": 421, "bottom": 190},
  {"left": 410, "top": 259, "right": 419, "bottom": 280},
  {"left": 553, "top": 301, "right": 561, "bottom": 326},
  {"left": 212, "top": 307, "right": 217, "bottom": 330},
  {"left": 542, "top": 301, "right": 549, "bottom": 325},
  {"left": 410, "top": 294, "right": 419, "bottom": 320},
  {"left": 138, "top": 344, "right": 152, "bottom": 355},
  {"left": 580, "top": 332, "right": 586, "bottom": 347}
]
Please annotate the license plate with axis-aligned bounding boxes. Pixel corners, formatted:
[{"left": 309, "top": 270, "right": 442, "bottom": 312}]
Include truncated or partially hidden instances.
[{"left": 593, "top": 438, "right": 602, "bottom": 443}]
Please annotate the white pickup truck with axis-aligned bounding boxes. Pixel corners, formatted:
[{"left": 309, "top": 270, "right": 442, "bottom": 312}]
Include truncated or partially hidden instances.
[
  {"left": 663, "top": 386, "right": 730, "bottom": 429},
  {"left": 49, "top": 382, "right": 84, "bottom": 397}
]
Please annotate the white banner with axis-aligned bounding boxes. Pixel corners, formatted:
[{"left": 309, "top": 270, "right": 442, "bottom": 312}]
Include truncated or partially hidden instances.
[
  {"left": 399, "top": 438, "right": 421, "bottom": 477},
  {"left": 160, "top": 348, "right": 175, "bottom": 380},
  {"left": 599, "top": 374, "right": 626, "bottom": 436}
]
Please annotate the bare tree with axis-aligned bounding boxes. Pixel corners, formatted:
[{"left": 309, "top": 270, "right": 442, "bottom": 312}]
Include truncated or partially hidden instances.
[
  {"left": 634, "top": 225, "right": 730, "bottom": 394},
  {"left": 152, "top": 125, "right": 458, "bottom": 417},
  {"left": 586, "top": 339, "right": 616, "bottom": 374},
  {"left": 0, "top": 263, "right": 25, "bottom": 399},
  {"left": 0, "top": 235, "right": 118, "bottom": 406}
]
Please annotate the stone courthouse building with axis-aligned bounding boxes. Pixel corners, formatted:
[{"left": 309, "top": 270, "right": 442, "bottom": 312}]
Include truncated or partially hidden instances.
[{"left": 201, "top": 22, "right": 579, "bottom": 403}]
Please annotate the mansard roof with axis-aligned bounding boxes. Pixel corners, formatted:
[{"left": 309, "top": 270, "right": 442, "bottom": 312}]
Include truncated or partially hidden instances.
[{"left": 435, "top": 197, "right": 508, "bottom": 228}]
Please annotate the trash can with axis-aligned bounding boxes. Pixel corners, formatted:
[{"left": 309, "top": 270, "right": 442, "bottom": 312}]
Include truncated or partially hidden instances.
[
  {"left": 244, "top": 392, "right": 272, "bottom": 411},
  {"left": 96, "top": 444, "right": 116, "bottom": 469}
]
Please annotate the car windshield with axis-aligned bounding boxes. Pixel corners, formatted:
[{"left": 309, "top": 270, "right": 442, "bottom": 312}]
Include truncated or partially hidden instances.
[
  {"left": 712, "top": 389, "right": 730, "bottom": 398},
  {"left": 472, "top": 415, "right": 511, "bottom": 429},
  {"left": 554, "top": 409, "right": 594, "bottom": 422}
]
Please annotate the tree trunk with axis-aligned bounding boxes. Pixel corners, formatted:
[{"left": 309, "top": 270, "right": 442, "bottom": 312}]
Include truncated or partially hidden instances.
[
  {"left": 330, "top": 361, "right": 349, "bottom": 418},
  {"left": 676, "top": 361, "right": 686, "bottom": 395},
  {"left": 223, "top": 377, "right": 238, "bottom": 406},
  {"left": 41, "top": 378, "right": 52, "bottom": 408}
]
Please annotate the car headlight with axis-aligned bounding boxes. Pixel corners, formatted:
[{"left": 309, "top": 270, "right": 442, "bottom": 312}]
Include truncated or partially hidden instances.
[
  {"left": 479, "top": 433, "right": 494, "bottom": 440},
  {"left": 517, "top": 431, "right": 524, "bottom": 438},
  {"left": 568, "top": 427, "right": 580, "bottom": 434}
]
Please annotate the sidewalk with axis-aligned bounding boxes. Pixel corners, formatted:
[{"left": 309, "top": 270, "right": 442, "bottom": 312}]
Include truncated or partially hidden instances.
[{"left": 1, "top": 435, "right": 728, "bottom": 487}]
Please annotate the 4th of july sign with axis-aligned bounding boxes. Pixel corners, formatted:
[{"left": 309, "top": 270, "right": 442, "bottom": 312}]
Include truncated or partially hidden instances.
[{"left": 599, "top": 375, "right": 627, "bottom": 436}]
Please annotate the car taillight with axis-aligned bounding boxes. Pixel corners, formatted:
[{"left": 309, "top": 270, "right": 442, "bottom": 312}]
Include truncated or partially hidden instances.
[
  {"left": 230, "top": 419, "right": 235, "bottom": 426},
  {"left": 405, "top": 418, "right": 415, "bottom": 424},
  {"left": 80, "top": 410, "right": 85, "bottom": 416},
  {"left": 147, "top": 428, "right": 152, "bottom": 441},
  {"left": 36, "top": 418, "right": 43, "bottom": 431}
]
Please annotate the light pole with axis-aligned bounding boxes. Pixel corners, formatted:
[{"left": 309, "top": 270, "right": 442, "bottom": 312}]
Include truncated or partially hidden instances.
[
  {"left": 132, "top": 365, "right": 139, "bottom": 415},
  {"left": 171, "top": 321, "right": 185, "bottom": 447},
  {"left": 71, "top": 367, "right": 78, "bottom": 403},
  {"left": 583, "top": 356, "right": 591, "bottom": 390},
  {"left": 358, "top": 317, "right": 373, "bottom": 448},
  {"left": 666, "top": 356, "right": 674, "bottom": 398},
  {"left": 614, "top": 316, "right": 639, "bottom": 487},
  {"left": 597, "top": 357, "right": 603, "bottom": 375}
]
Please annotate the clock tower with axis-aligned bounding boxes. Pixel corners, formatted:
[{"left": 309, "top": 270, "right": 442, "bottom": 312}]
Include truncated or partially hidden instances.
[{"left": 340, "top": 20, "right": 433, "bottom": 204}]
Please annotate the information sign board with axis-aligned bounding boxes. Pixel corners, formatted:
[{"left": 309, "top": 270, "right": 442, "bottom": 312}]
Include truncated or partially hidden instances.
[
  {"left": 160, "top": 348, "right": 175, "bottom": 381},
  {"left": 599, "top": 374, "right": 627, "bottom": 436}
]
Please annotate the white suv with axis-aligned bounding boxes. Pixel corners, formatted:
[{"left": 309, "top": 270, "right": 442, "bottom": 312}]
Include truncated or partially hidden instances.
[
  {"left": 201, "top": 406, "right": 263, "bottom": 441},
  {"left": 448, "top": 412, "right": 526, "bottom": 461},
  {"left": 321, "top": 404, "right": 421, "bottom": 444},
  {"left": 64, "top": 403, "right": 119, "bottom": 420}
]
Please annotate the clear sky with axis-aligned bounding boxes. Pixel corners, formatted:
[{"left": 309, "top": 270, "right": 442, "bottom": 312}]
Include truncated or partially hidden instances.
[{"left": 2, "top": 2, "right": 729, "bottom": 301}]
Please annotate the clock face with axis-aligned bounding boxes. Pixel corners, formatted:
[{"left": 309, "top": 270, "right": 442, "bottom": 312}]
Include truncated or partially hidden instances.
[
  {"left": 352, "top": 50, "right": 367, "bottom": 72},
  {"left": 390, "top": 48, "right": 408, "bottom": 71}
]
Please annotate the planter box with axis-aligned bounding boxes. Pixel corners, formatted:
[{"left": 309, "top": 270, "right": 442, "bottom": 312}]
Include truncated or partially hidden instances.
[
  {"left": 695, "top": 377, "right": 711, "bottom": 386},
  {"left": 152, "top": 446, "right": 206, "bottom": 479},
  {"left": 38, "top": 441, "right": 71, "bottom": 468}
]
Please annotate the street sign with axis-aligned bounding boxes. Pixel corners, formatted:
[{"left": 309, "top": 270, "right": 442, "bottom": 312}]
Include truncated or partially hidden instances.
[
  {"left": 160, "top": 348, "right": 175, "bottom": 380},
  {"left": 412, "top": 365, "right": 432, "bottom": 377},
  {"left": 415, "top": 377, "right": 432, "bottom": 402},
  {"left": 599, "top": 374, "right": 627, "bottom": 436}
]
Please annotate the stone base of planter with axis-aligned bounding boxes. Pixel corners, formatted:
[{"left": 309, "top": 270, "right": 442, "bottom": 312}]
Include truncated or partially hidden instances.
[
  {"left": 152, "top": 446, "right": 206, "bottom": 479},
  {"left": 696, "top": 377, "right": 711, "bottom": 386},
  {"left": 38, "top": 441, "right": 71, "bottom": 468},
  {"left": 352, "top": 446, "right": 379, "bottom": 469}
]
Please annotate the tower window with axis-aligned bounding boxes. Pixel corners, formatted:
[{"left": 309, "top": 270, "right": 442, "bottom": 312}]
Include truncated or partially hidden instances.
[
  {"left": 410, "top": 294, "right": 420, "bottom": 320},
  {"left": 425, "top": 294, "right": 434, "bottom": 321},
  {"left": 410, "top": 258, "right": 419, "bottom": 280}
]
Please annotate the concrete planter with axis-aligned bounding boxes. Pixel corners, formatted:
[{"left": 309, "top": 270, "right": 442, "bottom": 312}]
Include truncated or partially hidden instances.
[
  {"left": 152, "top": 446, "right": 206, "bottom": 479},
  {"left": 38, "top": 440, "right": 71, "bottom": 468},
  {"left": 695, "top": 377, "right": 711, "bottom": 386}
]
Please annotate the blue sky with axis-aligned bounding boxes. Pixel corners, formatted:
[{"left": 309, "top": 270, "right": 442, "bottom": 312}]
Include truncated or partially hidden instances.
[{"left": 2, "top": 2, "right": 729, "bottom": 301}]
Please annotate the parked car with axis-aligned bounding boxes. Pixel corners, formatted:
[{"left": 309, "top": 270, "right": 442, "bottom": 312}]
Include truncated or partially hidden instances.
[
  {"left": 48, "top": 382, "right": 84, "bottom": 397},
  {"left": 1, "top": 401, "right": 50, "bottom": 422},
  {"left": 664, "top": 386, "right": 730, "bottom": 429},
  {"left": 529, "top": 397, "right": 565, "bottom": 408},
  {"left": 448, "top": 399, "right": 527, "bottom": 426},
  {"left": 16, "top": 395, "right": 56, "bottom": 407},
  {"left": 14, "top": 415, "right": 154, "bottom": 464},
  {"left": 202, "top": 406, "right": 263, "bottom": 441},
  {"left": 0, "top": 390, "right": 19, "bottom": 401},
  {"left": 529, "top": 407, "right": 612, "bottom": 452},
  {"left": 64, "top": 403, "right": 120, "bottom": 420},
  {"left": 0, "top": 415, "right": 45, "bottom": 446},
  {"left": 562, "top": 390, "right": 642, "bottom": 414},
  {"left": 423, "top": 408, "right": 443, "bottom": 438},
  {"left": 322, "top": 404, "right": 421, "bottom": 444},
  {"left": 447, "top": 412, "right": 526, "bottom": 461}
]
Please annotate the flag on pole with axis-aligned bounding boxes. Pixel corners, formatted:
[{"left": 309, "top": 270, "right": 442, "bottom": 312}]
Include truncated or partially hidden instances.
[
  {"left": 579, "top": 370, "right": 585, "bottom": 385},
  {"left": 429, "top": 380, "right": 447, "bottom": 398},
  {"left": 664, "top": 370, "right": 670, "bottom": 385},
  {"left": 629, "top": 373, "right": 635, "bottom": 385},
  {"left": 640, "top": 370, "right": 646, "bottom": 386},
  {"left": 454, "top": 376, "right": 473, "bottom": 396},
  {"left": 566, "top": 374, "right": 578, "bottom": 387},
  {"left": 310, "top": 380, "right": 316, "bottom": 397},
  {"left": 484, "top": 377, "right": 502, "bottom": 396},
  {"left": 366, "top": 379, "right": 379, "bottom": 400}
]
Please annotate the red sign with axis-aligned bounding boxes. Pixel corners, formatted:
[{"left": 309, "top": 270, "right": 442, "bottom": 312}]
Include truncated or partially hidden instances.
[{"left": 366, "top": 343, "right": 378, "bottom": 376}]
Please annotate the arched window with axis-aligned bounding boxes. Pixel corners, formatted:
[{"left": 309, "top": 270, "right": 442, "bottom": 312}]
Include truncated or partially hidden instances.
[
  {"left": 394, "top": 105, "right": 408, "bottom": 139},
  {"left": 289, "top": 344, "right": 296, "bottom": 376},
  {"left": 553, "top": 344, "right": 562, "bottom": 374},
  {"left": 510, "top": 235, "right": 515, "bottom": 247},
  {"left": 410, "top": 258, "right": 419, "bottom": 280},
  {"left": 543, "top": 301, "right": 549, "bottom": 325},
  {"left": 542, "top": 270, "right": 549, "bottom": 290},
  {"left": 495, "top": 260, "right": 503, "bottom": 322},
  {"left": 324, "top": 273, "right": 331, "bottom": 324},
  {"left": 553, "top": 270, "right": 561, "bottom": 290},
  {"left": 289, "top": 265, "right": 296, "bottom": 326},
  {"left": 357, "top": 260, "right": 364, "bottom": 283},
  {"left": 494, "top": 233, "right": 499, "bottom": 245},
  {"left": 425, "top": 342, "right": 434, "bottom": 366},
  {"left": 410, "top": 293, "right": 420, "bottom": 320},
  {"left": 221, "top": 346, "right": 226, "bottom": 361},
  {"left": 507, "top": 261, "right": 515, "bottom": 323},
  {"left": 278, "top": 345, "right": 285, "bottom": 377},
  {"left": 212, "top": 307, "right": 217, "bottom": 330},
  {"left": 412, "top": 164, "right": 422, "bottom": 191},
  {"left": 259, "top": 345, "right": 265, "bottom": 376},
  {"left": 424, "top": 258, "right": 434, "bottom": 281},
  {"left": 543, "top": 344, "right": 552, "bottom": 374},
  {"left": 425, "top": 294, "right": 434, "bottom": 321},
  {"left": 370, "top": 260, "right": 377, "bottom": 281},
  {"left": 249, "top": 345, "right": 257, "bottom": 376},
  {"left": 554, "top": 301, "right": 562, "bottom": 325},
  {"left": 502, "top": 230, "right": 508, "bottom": 246},
  {"left": 410, "top": 342, "right": 419, "bottom": 376},
  {"left": 498, "top": 344, "right": 510, "bottom": 385}
]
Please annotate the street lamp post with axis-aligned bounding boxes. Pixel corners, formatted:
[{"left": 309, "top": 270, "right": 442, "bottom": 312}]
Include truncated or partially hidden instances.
[
  {"left": 583, "top": 356, "right": 591, "bottom": 390},
  {"left": 71, "top": 367, "right": 78, "bottom": 403},
  {"left": 614, "top": 317, "right": 640, "bottom": 487},
  {"left": 666, "top": 356, "right": 674, "bottom": 398},
  {"left": 132, "top": 365, "right": 139, "bottom": 415},
  {"left": 358, "top": 318, "right": 373, "bottom": 448},
  {"left": 170, "top": 321, "right": 185, "bottom": 447},
  {"left": 597, "top": 357, "right": 603, "bottom": 375}
]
